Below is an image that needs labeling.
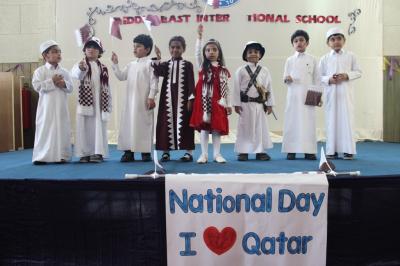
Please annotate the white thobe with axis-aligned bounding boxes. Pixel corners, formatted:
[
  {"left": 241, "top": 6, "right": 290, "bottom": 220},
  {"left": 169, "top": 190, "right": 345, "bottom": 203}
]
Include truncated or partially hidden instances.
[
  {"left": 32, "top": 62, "right": 73, "bottom": 162},
  {"left": 112, "top": 57, "right": 158, "bottom": 152},
  {"left": 282, "top": 52, "right": 321, "bottom": 154},
  {"left": 71, "top": 61, "right": 109, "bottom": 158},
  {"left": 232, "top": 62, "right": 275, "bottom": 153},
  {"left": 319, "top": 49, "right": 362, "bottom": 155}
]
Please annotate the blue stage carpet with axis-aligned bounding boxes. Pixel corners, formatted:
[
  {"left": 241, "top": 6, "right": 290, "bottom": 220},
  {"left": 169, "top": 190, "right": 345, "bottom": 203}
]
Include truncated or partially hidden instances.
[{"left": 0, "top": 141, "right": 399, "bottom": 180}]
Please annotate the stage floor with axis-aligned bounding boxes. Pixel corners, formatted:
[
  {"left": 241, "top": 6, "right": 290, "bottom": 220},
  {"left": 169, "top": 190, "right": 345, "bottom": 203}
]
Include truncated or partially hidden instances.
[{"left": 0, "top": 141, "right": 399, "bottom": 180}]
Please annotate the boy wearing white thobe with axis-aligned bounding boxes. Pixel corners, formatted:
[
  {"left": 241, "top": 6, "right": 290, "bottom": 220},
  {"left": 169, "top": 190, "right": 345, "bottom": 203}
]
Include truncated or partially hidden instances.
[
  {"left": 32, "top": 40, "right": 73, "bottom": 164},
  {"left": 282, "top": 30, "right": 321, "bottom": 160},
  {"left": 111, "top": 34, "right": 158, "bottom": 162},
  {"left": 319, "top": 27, "right": 362, "bottom": 160}
]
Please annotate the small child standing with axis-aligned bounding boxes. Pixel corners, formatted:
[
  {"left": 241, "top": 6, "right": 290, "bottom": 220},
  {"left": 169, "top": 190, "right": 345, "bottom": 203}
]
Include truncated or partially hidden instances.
[
  {"left": 111, "top": 34, "right": 158, "bottom": 162},
  {"left": 190, "top": 25, "right": 232, "bottom": 164},
  {"left": 32, "top": 40, "right": 73, "bottom": 164},
  {"left": 319, "top": 27, "right": 362, "bottom": 160},
  {"left": 233, "top": 41, "right": 275, "bottom": 161},
  {"left": 71, "top": 37, "right": 111, "bottom": 163},
  {"left": 153, "top": 36, "right": 195, "bottom": 162},
  {"left": 282, "top": 30, "right": 320, "bottom": 160}
]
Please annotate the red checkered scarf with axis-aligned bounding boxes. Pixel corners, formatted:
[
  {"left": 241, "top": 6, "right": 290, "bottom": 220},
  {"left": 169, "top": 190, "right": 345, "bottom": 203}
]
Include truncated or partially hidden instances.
[
  {"left": 201, "top": 66, "right": 229, "bottom": 123},
  {"left": 78, "top": 59, "right": 111, "bottom": 120}
]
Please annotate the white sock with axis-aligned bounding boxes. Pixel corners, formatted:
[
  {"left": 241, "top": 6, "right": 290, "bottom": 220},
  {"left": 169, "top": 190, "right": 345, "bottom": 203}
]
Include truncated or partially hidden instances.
[
  {"left": 212, "top": 132, "right": 221, "bottom": 158},
  {"left": 200, "top": 130, "right": 209, "bottom": 156}
]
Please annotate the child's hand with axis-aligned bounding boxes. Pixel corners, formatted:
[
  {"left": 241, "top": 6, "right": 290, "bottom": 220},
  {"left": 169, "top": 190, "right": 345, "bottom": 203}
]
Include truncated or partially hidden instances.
[
  {"left": 284, "top": 76, "right": 293, "bottom": 84},
  {"left": 187, "top": 101, "right": 193, "bottom": 112},
  {"left": 225, "top": 107, "right": 232, "bottom": 115},
  {"left": 52, "top": 74, "right": 66, "bottom": 88},
  {"left": 265, "top": 106, "right": 273, "bottom": 115},
  {"left": 234, "top": 106, "right": 242, "bottom": 115},
  {"left": 111, "top": 52, "right": 118, "bottom": 64},
  {"left": 197, "top": 24, "right": 204, "bottom": 39},
  {"left": 329, "top": 75, "right": 338, "bottom": 85},
  {"left": 79, "top": 59, "right": 87, "bottom": 71},
  {"left": 335, "top": 73, "right": 349, "bottom": 83},
  {"left": 147, "top": 98, "right": 156, "bottom": 110},
  {"left": 154, "top": 45, "right": 161, "bottom": 60}
]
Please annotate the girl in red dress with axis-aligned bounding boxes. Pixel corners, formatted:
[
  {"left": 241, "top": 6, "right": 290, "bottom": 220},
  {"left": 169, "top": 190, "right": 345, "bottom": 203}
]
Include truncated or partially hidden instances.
[{"left": 190, "top": 25, "right": 232, "bottom": 163}]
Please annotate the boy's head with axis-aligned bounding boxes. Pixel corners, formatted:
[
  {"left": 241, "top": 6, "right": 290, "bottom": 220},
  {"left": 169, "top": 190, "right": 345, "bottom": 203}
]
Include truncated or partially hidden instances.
[
  {"left": 242, "top": 41, "right": 265, "bottom": 63},
  {"left": 40, "top": 40, "right": 61, "bottom": 65},
  {"left": 326, "top": 27, "right": 346, "bottom": 52},
  {"left": 291, "top": 30, "right": 309, "bottom": 53},
  {"left": 83, "top": 37, "right": 104, "bottom": 59},
  {"left": 133, "top": 34, "right": 153, "bottom": 58},
  {"left": 169, "top": 36, "right": 186, "bottom": 59}
]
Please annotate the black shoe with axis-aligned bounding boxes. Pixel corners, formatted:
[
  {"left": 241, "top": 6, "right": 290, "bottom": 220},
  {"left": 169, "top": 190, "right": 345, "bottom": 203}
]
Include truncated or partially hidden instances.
[
  {"left": 120, "top": 151, "right": 134, "bottom": 162},
  {"left": 33, "top": 161, "right": 47, "bottom": 165},
  {"left": 160, "top": 152, "right": 170, "bottom": 162},
  {"left": 326, "top": 152, "right": 338, "bottom": 160},
  {"left": 287, "top": 153, "right": 296, "bottom": 160},
  {"left": 90, "top": 154, "right": 103, "bottom": 163},
  {"left": 256, "top": 153, "right": 271, "bottom": 161},
  {"left": 79, "top": 156, "right": 90, "bottom": 163},
  {"left": 142, "top": 153, "right": 152, "bottom": 162},
  {"left": 343, "top": 153, "right": 354, "bottom": 160},
  {"left": 55, "top": 159, "right": 67, "bottom": 164},
  {"left": 238, "top": 153, "right": 248, "bottom": 161},
  {"left": 180, "top": 153, "right": 193, "bottom": 162},
  {"left": 305, "top": 153, "right": 317, "bottom": 160}
]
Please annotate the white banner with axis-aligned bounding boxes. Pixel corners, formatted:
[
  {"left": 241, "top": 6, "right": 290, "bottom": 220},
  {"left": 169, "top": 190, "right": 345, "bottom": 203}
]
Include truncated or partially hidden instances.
[{"left": 166, "top": 173, "right": 328, "bottom": 266}]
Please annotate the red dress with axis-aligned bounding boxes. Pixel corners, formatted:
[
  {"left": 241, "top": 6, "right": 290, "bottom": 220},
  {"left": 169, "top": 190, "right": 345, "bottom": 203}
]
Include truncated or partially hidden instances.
[{"left": 190, "top": 65, "right": 230, "bottom": 135}]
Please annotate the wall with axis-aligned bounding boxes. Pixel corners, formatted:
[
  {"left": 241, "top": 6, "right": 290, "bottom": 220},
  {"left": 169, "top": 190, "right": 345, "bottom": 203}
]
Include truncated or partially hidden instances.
[{"left": 0, "top": 0, "right": 385, "bottom": 143}]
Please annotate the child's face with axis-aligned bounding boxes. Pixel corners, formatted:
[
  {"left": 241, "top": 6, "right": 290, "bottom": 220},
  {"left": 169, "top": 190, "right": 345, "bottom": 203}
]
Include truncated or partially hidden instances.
[
  {"left": 84, "top": 44, "right": 100, "bottom": 60},
  {"left": 292, "top": 36, "right": 308, "bottom": 53},
  {"left": 133, "top": 43, "right": 150, "bottom": 58},
  {"left": 43, "top": 46, "right": 62, "bottom": 65},
  {"left": 328, "top": 35, "right": 345, "bottom": 52},
  {"left": 169, "top": 40, "right": 185, "bottom": 59},
  {"left": 205, "top": 43, "right": 219, "bottom": 62},
  {"left": 246, "top": 48, "right": 261, "bottom": 64}
]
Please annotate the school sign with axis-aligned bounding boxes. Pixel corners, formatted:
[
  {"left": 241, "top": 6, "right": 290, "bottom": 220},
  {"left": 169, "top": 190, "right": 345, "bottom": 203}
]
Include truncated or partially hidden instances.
[{"left": 165, "top": 173, "right": 328, "bottom": 266}]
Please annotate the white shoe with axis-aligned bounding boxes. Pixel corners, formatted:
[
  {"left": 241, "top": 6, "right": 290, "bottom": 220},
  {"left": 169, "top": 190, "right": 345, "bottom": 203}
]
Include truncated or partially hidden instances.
[
  {"left": 197, "top": 154, "right": 208, "bottom": 164},
  {"left": 214, "top": 154, "right": 226, "bottom": 163}
]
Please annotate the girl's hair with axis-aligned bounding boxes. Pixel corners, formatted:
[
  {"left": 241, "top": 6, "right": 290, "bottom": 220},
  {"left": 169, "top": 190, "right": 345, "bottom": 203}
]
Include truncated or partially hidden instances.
[
  {"left": 202, "top": 39, "right": 225, "bottom": 75},
  {"left": 169, "top": 36, "right": 186, "bottom": 50},
  {"left": 291, "top": 30, "right": 309, "bottom": 43}
]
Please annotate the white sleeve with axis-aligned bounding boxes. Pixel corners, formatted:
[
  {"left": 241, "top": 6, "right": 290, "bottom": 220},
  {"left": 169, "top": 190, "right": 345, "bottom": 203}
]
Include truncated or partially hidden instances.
[
  {"left": 61, "top": 69, "right": 73, "bottom": 93},
  {"left": 70, "top": 62, "right": 87, "bottom": 80},
  {"left": 148, "top": 62, "right": 159, "bottom": 99},
  {"left": 265, "top": 70, "right": 275, "bottom": 107},
  {"left": 32, "top": 68, "right": 56, "bottom": 93},
  {"left": 319, "top": 56, "right": 330, "bottom": 86},
  {"left": 112, "top": 63, "right": 128, "bottom": 81},
  {"left": 347, "top": 53, "right": 362, "bottom": 80},
  {"left": 232, "top": 67, "right": 242, "bottom": 107},
  {"left": 195, "top": 38, "right": 203, "bottom": 70}
]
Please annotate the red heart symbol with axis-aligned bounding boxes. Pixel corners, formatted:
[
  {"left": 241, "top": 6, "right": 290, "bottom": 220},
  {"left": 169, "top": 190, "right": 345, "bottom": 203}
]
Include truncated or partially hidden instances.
[{"left": 203, "top": 226, "right": 237, "bottom": 255}]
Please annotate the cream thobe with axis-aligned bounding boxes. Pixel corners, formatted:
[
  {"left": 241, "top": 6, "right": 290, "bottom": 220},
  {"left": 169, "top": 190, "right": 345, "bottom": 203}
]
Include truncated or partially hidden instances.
[
  {"left": 319, "top": 49, "right": 361, "bottom": 155},
  {"left": 32, "top": 62, "right": 73, "bottom": 162}
]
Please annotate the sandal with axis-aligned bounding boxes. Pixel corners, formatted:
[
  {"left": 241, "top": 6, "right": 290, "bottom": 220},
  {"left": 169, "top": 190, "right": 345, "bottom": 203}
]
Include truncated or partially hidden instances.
[
  {"left": 79, "top": 156, "right": 90, "bottom": 163},
  {"left": 180, "top": 153, "right": 193, "bottom": 162},
  {"left": 161, "top": 152, "right": 170, "bottom": 162}
]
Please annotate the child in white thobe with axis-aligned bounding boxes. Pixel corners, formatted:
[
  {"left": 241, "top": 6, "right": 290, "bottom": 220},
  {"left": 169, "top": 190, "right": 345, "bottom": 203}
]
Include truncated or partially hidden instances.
[
  {"left": 282, "top": 30, "right": 321, "bottom": 160},
  {"left": 233, "top": 41, "right": 275, "bottom": 161},
  {"left": 32, "top": 40, "right": 73, "bottom": 164},
  {"left": 71, "top": 37, "right": 111, "bottom": 163},
  {"left": 319, "top": 27, "right": 362, "bottom": 160},
  {"left": 111, "top": 34, "right": 158, "bottom": 162}
]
